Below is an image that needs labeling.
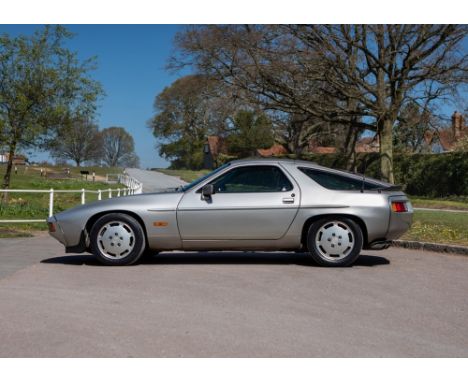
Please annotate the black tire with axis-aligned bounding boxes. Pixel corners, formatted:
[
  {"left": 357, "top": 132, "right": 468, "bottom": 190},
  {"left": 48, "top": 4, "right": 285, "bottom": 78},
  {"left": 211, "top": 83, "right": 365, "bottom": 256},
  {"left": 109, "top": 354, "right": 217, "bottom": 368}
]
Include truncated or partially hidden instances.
[
  {"left": 306, "top": 217, "right": 363, "bottom": 267},
  {"left": 142, "top": 250, "right": 160, "bottom": 258},
  {"left": 89, "top": 213, "right": 146, "bottom": 266}
]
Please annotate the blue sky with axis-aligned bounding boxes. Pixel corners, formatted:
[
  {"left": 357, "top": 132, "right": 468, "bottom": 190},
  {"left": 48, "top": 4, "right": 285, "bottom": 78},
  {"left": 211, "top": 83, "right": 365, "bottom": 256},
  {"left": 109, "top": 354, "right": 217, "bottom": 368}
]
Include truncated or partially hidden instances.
[
  {"left": 0, "top": 25, "right": 466, "bottom": 168},
  {"left": 0, "top": 24, "right": 184, "bottom": 169}
]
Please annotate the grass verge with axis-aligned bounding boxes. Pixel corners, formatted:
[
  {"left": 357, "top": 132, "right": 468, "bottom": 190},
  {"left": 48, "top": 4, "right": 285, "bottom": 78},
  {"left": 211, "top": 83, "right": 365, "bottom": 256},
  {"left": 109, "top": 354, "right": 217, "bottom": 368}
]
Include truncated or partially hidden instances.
[
  {"left": 401, "top": 210, "right": 468, "bottom": 247},
  {"left": 409, "top": 196, "right": 468, "bottom": 211}
]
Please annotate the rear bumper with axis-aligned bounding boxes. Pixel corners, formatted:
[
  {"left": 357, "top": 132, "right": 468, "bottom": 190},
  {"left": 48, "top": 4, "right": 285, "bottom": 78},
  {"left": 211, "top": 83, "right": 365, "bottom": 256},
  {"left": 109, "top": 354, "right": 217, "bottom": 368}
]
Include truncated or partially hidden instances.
[
  {"left": 385, "top": 197, "right": 413, "bottom": 240},
  {"left": 386, "top": 211, "right": 413, "bottom": 240}
]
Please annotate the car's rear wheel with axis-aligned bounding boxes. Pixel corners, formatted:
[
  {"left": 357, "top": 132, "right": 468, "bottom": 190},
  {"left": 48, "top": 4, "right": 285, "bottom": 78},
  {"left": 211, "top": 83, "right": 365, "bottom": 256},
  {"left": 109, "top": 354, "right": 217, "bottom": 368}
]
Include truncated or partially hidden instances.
[
  {"left": 306, "top": 217, "right": 363, "bottom": 267},
  {"left": 90, "top": 213, "right": 146, "bottom": 266}
]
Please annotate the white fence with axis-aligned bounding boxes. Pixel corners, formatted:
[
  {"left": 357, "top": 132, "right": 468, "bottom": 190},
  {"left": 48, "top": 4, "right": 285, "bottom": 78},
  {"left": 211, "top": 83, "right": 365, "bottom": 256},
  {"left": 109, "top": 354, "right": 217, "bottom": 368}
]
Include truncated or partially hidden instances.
[
  {"left": 0, "top": 174, "right": 143, "bottom": 224},
  {"left": 118, "top": 174, "right": 143, "bottom": 194}
]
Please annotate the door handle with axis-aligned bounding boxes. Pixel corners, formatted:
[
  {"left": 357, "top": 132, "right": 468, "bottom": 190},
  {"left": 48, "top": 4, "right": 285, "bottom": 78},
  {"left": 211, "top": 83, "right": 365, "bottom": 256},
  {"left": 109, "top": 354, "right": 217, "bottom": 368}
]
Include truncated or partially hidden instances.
[{"left": 282, "top": 197, "right": 295, "bottom": 204}]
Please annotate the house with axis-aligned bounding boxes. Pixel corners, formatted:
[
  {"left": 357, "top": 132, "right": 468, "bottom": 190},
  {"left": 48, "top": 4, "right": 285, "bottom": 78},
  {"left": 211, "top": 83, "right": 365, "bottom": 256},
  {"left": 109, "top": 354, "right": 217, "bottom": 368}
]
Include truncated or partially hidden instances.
[
  {"left": 306, "top": 136, "right": 379, "bottom": 155},
  {"left": 424, "top": 111, "right": 467, "bottom": 152},
  {"left": 203, "top": 136, "right": 227, "bottom": 169},
  {"left": 256, "top": 144, "right": 289, "bottom": 157},
  {"left": 0, "top": 153, "right": 28, "bottom": 165},
  {"left": 203, "top": 136, "right": 291, "bottom": 168},
  {"left": 202, "top": 111, "right": 466, "bottom": 168},
  {"left": 202, "top": 133, "right": 379, "bottom": 168}
]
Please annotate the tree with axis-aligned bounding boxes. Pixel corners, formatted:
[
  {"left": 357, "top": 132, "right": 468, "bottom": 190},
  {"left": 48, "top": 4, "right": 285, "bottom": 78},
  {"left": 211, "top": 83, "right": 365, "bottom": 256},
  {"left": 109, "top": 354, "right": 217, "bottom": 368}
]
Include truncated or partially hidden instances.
[
  {"left": 170, "top": 26, "right": 331, "bottom": 156},
  {"left": 226, "top": 110, "right": 274, "bottom": 157},
  {"left": 288, "top": 25, "right": 468, "bottom": 182},
  {"left": 393, "top": 102, "right": 437, "bottom": 153},
  {"left": 0, "top": 25, "right": 102, "bottom": 190},
  {"left": 149, "top": 75, "right": 233, "bottom": 169},
  {"left": 100, "top": 127, "right": 139, "bottom": 168},
  {"left": 172, "top": 25, "right": 468, "bottom": 182},
  {"left": 49, "top": 117, "right": 102, "bottom": 166}
]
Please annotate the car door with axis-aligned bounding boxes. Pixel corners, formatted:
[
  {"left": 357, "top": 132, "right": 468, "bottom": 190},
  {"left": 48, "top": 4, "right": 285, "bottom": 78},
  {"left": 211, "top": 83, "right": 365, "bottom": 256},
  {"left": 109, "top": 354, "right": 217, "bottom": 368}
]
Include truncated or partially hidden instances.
[{"left": 177, "top": 164, "right": 300, "bottom": 240}]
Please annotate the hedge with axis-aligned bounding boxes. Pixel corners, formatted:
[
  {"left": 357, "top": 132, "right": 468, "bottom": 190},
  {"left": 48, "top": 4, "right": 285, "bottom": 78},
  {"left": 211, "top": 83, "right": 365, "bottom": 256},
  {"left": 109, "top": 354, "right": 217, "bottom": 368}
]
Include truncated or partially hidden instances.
[{"left": 275, "top": 152, "right": 468, "bottom": 197}]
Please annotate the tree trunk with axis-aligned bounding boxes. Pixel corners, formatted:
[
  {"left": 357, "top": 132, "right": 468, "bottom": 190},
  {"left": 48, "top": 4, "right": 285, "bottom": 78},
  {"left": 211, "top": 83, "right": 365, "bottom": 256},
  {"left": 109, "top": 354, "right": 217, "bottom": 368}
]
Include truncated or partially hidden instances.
[
  {"left": 1, "top": 139, "right": 17, "bottom": 203},
  {"left": 2, "top": 141, "right": 17, "bottom": 189},
  {"left": 379, "top": 119, "right": 395, "bottom": 184}
]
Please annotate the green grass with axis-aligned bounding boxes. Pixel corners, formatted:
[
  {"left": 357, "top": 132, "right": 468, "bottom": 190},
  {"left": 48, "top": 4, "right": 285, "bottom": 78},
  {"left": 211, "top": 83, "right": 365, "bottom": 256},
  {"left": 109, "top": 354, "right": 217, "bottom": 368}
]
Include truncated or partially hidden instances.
[
  {"left": 0, "top": 165, "right": 125, "bottom": 237},
  {"left": 408, "top": 195, "right": 468, "bottom": 211},
  {"left": 153, "top": 168, "right": 210, "bottom": 183},
  {"left": 401, "top": 210, "right": 468, "bottom": 246}
]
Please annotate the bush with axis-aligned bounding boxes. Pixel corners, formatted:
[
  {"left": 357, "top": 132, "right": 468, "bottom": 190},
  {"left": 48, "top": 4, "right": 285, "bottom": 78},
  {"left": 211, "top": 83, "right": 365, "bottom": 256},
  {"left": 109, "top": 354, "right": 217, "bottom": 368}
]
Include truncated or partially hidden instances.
[{"left": 394, "top": 152, "right": 468, "bottom": 197}]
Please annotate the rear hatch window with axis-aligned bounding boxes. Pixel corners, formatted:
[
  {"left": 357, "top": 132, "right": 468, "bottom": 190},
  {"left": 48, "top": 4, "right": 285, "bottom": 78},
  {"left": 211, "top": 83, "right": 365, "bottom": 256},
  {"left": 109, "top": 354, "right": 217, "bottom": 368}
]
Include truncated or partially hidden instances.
[{"left": 298, "top": 167, "right": 385, "bottom": 191}]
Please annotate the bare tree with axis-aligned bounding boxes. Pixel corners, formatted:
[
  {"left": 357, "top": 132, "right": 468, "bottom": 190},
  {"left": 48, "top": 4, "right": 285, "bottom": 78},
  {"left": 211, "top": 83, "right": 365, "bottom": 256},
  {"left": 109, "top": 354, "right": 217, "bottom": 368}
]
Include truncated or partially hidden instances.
[
  {"left": 49, "top": 117, "right": 102, "bottom": 166},
  {"left": 393, "top": 101, "right": 439, "bottom": 153},
  {"left": 100, "top": 127, "right": 139, "bottom": 168},
  {"left": 172, "top": 25, "right": 468, "bottom": 181},
  {"left": 170, "top": 25, "right": 336, "bottom": 155},
  {"left": 289, "top": 25, "right": 468, "bottom": 182}
]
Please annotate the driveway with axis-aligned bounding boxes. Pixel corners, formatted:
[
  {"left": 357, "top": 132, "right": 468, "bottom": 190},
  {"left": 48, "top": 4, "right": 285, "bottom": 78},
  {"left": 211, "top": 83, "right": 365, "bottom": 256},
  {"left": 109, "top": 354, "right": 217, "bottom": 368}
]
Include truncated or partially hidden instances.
[
  {"left": 125, "top": 168, "right": 186, "bottom": 193},
  {"left": 0, "top": 235, "right": 466, "bottom": 357}
]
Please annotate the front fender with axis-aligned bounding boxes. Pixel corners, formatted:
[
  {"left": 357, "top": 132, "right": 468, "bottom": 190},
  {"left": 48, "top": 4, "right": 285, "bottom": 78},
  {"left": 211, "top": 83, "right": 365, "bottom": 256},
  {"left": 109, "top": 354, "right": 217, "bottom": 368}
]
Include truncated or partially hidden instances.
[{"left": 50, "top": 192, "right": 183, "bottom": 249}]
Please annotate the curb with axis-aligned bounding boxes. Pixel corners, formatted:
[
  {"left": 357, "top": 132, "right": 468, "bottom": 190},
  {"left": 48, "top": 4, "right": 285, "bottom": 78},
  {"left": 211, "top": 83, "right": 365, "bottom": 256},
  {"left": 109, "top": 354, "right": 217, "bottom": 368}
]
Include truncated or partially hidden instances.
[{"left": 392, "top": 240, "right": 468, "bottom": 256}]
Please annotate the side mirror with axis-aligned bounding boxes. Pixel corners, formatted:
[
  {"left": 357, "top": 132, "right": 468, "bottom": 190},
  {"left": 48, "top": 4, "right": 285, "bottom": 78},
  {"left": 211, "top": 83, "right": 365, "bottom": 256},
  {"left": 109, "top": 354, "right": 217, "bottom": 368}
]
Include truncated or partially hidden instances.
[{"left": 201, "top": 184, "right": 215, "bottom": 200}]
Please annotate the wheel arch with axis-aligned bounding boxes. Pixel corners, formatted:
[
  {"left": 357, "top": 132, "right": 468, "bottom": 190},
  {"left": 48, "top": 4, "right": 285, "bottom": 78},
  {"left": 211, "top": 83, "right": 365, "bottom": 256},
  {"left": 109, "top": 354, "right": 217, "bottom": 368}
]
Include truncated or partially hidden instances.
[
  {"left": 300, "top": 213, "right": 369, "bottom": 251},
  {"left": 85, "top": 210, "right": 149, "bottom": 249}
]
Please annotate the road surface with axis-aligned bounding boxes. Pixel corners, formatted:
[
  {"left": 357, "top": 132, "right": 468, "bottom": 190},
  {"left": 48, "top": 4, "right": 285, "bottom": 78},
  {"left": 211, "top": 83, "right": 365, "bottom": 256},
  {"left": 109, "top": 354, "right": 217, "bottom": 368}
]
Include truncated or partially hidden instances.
[
  {"left": 0, "top": 234, "right": 466, "bottom": 357},
  {"left": 125, "top": 168, "right": 186, "bottom": 193}
]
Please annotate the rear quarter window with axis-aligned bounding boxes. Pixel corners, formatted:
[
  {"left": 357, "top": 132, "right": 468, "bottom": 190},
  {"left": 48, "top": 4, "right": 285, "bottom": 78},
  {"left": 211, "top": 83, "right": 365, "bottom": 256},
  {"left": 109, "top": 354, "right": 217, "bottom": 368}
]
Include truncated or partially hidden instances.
[{"left": 298, "top": 167, "right": 381, "bottom": 191}]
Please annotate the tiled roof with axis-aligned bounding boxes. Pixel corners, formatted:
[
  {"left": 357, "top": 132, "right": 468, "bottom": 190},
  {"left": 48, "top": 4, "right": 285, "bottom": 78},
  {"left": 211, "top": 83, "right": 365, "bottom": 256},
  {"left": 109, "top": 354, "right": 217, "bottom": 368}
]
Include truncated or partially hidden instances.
[
  {"left": 425, "top": 127, "right": 467, "bottom": 151},
  {"left": 257, "top": 144, "right": 289, "bottom": 157}
]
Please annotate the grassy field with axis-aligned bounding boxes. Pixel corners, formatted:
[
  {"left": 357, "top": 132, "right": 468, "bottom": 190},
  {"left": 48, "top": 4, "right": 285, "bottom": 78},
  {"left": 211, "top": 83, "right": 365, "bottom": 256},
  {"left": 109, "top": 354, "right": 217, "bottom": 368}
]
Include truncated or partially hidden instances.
[
  {"left": 154, "top": 168, "right": 210, "bottom": 183},
  {"left": 0, "top": 165, "right": 124, "bottom": 237},
  {"left": 401, "top": 210, "right": 468, "bottom": 246},
  {"left": 408, "top": 196, "right": 468, "bottom": 211}
]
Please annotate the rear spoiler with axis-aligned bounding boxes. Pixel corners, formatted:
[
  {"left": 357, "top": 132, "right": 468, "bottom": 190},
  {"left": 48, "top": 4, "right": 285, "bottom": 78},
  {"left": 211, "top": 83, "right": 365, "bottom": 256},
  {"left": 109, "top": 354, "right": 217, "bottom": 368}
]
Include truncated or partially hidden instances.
[{"left": 375, "top": 185, "right": 403, "bottom": 192}]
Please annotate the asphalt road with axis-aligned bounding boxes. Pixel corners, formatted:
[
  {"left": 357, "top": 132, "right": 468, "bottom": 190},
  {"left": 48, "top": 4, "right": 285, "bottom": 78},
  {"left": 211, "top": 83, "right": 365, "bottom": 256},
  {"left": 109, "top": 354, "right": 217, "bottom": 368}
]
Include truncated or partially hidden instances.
[
  {"left": 0, "top": 234, "right": 466, "bottom": 357},
  {"left": 125, "top": 168, "right": 187, "bottom": 193}
]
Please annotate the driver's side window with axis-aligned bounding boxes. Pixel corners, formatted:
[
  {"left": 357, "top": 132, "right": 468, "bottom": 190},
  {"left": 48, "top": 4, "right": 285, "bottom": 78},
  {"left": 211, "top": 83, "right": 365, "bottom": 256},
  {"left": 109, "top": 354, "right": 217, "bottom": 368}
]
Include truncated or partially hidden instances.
[{"left": 210, "top": 165, "right": 293, "bottom": 193}]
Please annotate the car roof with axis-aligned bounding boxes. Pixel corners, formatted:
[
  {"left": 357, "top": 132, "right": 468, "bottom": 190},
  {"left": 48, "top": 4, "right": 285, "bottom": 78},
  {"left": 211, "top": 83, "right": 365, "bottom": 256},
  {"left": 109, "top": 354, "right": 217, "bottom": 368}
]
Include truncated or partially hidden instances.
[
  {"left": 230, "top": 157, "right": 318, "bottom": 167},
  {"left": 229, "top": 157, "right": 337, "bottom": 172},
  {"left": 228, "top": 157, "right": 392, "bottom": 187}
]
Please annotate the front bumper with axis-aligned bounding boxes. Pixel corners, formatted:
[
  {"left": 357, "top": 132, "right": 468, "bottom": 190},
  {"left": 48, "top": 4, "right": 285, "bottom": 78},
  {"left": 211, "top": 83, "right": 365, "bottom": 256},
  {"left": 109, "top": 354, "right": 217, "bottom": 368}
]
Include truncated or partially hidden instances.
[
  {"left": 47, "top": 216, "right": 87, "bottom": 253},
  {"left": 47, "top": 216, "right": 67, "bottom": 246}
]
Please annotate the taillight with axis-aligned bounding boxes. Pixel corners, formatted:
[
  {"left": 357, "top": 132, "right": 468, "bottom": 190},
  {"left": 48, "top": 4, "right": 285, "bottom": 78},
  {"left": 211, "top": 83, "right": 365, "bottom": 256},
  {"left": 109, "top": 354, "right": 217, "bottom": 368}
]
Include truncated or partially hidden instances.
[{"left": 391, "top": 201, "right": 408, "bottom": 213}]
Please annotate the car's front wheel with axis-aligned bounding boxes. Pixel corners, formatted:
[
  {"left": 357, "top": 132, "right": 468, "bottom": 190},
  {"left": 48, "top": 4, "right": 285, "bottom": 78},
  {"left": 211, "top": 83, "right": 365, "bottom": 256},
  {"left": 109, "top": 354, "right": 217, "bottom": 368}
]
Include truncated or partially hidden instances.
[
  {"left": 90, "top": 213, "right": 146, "bottom": 266},
  {"left": 306, "top": 217, "right": 363, "bottom": 267}
]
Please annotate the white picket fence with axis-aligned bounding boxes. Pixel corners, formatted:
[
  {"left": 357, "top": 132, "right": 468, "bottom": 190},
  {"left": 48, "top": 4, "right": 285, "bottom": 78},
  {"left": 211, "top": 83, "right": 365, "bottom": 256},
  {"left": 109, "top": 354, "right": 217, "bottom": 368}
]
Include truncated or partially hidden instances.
[{"left": 0, "top": 174, "right": 143, "bottom": 224}]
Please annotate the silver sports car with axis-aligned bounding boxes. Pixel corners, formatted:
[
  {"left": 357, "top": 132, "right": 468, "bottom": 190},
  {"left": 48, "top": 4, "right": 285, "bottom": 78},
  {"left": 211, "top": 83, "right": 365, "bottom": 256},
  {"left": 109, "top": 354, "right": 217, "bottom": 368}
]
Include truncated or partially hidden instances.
[{"left": 48, "top": 159, "right": 413, "bottom": 266}]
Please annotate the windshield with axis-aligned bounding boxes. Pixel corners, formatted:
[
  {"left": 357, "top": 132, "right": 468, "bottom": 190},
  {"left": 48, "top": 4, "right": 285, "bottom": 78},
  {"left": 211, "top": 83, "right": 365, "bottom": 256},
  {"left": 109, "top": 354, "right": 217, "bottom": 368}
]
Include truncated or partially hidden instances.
[{"left": 180, "top": 163, "right": 231, "bottom": 192}]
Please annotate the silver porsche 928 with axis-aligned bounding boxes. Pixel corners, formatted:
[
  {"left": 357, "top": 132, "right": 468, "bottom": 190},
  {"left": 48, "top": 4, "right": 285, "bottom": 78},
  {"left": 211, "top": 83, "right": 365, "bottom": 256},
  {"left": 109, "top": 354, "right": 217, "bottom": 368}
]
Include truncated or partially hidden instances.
[{"left": 48, "top": 159, "right": 413, "bottom": 267}]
